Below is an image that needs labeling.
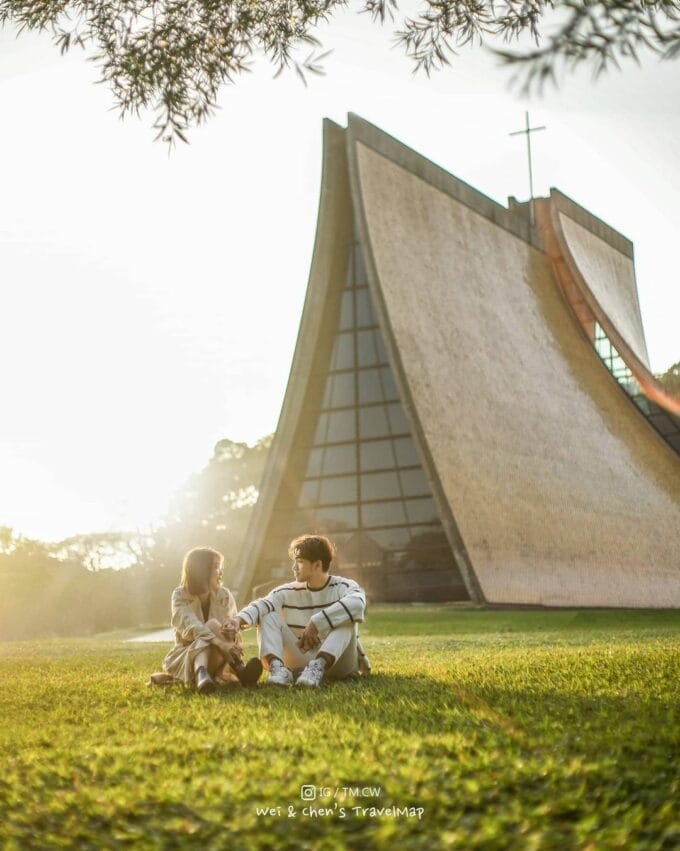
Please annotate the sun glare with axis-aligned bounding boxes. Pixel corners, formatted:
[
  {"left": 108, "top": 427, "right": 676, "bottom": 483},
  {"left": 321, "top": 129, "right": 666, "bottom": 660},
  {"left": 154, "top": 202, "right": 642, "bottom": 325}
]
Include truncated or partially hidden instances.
[{"left": 0, "top": 443, "right": 187, "bottom": 543}]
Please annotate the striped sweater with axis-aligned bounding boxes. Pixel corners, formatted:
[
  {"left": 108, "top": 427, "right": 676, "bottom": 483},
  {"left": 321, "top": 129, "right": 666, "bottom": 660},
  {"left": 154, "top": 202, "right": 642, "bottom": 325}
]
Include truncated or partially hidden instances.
[{"left": 236, "top": 574, "right": 370, "bottom": 670}]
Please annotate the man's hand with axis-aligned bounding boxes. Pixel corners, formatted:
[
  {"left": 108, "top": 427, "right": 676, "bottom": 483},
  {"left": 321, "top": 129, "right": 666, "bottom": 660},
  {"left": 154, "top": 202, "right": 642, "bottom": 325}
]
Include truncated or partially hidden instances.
[
  {"left": 298, "top": 621, "right": 321, "bottom": 653},
  {"left": 220, "top": 616, "right": 243, "bottom": 639}
]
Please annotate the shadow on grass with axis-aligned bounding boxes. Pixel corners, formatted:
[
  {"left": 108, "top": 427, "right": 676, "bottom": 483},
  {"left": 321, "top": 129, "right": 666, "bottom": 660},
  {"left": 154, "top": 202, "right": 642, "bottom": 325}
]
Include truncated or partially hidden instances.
[
  {"left": 7, "top": 666, "right": 679, "bottom": 851},
  {"left": 150, "top": 667, "right": 678, "bottom": 762},
  {"left": 15, "top": 673, "right": 677, "bottom": 850}
]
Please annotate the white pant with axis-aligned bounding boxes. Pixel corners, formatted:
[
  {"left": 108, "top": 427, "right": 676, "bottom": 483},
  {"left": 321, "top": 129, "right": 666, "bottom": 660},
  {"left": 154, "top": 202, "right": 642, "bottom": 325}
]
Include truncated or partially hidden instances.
[{"left": 258, "top": 611, "right": 359, "bottom": 680}]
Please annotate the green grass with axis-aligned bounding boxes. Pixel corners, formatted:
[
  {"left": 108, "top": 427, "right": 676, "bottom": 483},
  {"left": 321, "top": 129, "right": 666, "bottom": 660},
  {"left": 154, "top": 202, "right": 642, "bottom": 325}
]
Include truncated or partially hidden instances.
[{"left": 1, "top": 608, "right": 679, "bottom": 850}]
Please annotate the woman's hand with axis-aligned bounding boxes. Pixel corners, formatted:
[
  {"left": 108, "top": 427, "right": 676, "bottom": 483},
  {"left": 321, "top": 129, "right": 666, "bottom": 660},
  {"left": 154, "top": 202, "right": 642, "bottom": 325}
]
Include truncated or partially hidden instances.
[{"left": 298, "top": 621, "right": 321, "bottom": 653}]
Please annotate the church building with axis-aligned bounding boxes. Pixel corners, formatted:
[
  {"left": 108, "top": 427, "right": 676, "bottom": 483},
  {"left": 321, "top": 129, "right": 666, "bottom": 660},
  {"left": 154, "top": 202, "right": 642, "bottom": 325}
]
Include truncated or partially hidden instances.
[{"left": 233, "top": 115, "right": 680, "bottom": 608}]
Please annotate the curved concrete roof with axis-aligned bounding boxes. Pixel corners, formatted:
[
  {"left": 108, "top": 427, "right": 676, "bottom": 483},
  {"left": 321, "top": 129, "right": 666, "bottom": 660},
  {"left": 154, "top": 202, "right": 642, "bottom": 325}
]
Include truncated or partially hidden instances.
[
  {"left": 558, "top": 212, "right": 650, "bottom": 367},
  {"left": 231, "top": 118, "right": 354, "bottom": 598},
  {"left": 543, "top": 192, "right": 680, "bottom": 419},
  {"left": 346, "top": 115, "right": 680, "bottom": 607}
]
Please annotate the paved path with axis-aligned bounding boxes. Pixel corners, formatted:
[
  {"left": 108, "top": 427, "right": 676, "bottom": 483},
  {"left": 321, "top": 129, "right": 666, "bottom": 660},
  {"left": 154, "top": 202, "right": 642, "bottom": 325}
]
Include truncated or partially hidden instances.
[{"left": 125, "top": 628, "right": 174, "bottom": 643}]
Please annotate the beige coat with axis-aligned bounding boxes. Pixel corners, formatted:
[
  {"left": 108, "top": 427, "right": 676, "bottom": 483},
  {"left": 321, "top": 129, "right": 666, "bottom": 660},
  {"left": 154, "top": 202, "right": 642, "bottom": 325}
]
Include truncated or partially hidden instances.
[{"left": 163, "top": 584, "right": 238, "bottom": 684}]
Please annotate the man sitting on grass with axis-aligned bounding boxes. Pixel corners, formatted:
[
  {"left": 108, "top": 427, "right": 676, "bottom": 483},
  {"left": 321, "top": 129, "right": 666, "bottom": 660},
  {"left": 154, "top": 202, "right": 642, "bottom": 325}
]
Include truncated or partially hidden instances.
[{"left": 225, "top": 535, "right": 370, "bottom": 687}]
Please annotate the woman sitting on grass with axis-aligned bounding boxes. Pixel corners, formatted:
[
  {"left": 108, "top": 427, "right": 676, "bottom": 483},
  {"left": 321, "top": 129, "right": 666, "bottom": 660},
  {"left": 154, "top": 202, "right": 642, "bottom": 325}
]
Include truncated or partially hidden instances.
[{"left": 161, "top": 547, "right": 262, "bottom": 694}]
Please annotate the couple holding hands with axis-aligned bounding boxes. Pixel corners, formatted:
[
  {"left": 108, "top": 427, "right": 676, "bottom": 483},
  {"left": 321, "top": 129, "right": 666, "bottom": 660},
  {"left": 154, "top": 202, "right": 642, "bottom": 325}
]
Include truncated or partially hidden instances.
[{"left": 160, "top": 535, "right": 370, "bottom": 693}]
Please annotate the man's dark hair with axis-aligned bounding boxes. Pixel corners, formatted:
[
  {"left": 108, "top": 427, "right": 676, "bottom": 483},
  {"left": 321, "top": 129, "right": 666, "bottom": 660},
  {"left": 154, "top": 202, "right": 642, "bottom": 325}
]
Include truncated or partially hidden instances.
[{"left": 288, "top": 535, "right": 336, "bottom": 573}]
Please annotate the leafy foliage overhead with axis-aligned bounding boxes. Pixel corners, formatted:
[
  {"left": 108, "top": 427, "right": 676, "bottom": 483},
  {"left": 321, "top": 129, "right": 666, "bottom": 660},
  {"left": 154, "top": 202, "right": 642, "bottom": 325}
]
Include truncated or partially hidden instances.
[{"left": 1, "top": 1, "right": 679, "bottom": 143}]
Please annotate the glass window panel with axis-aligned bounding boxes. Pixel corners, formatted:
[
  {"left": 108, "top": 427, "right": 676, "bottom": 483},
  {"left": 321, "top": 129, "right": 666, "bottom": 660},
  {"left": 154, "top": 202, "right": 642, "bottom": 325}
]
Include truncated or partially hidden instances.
[
  {"left": 360, "top": 525, "right": 446, "bottom": 550},
  {"left": 375, "top": 333, "right": 388, "bottom": 364},
  {"left": 323, "top": 372, "right": 355, "bottom": 409},
  {"left": 355, "top": 288, "right": 376, "bottom": 327},
  {"left": 289, "top": 507, "right": 318, "bottom": 529},
  {"left": 358, "top": 543, "right": 384, "bottom": 566},
  {"left": 328, "top": 531, "right": 354, "bottom": 548},
  {"left": 358, "top": 369, "right": 384, "bottom": 404},
  {"left": 410, "top": 547, "right": 455, "bottom": 571},
  {"left": 314, "top": 413, "right": 330, "bottom": 444},
  {"left": 298, "top": 480, "right": 319, "bottom": 507},
  {"left": 338, "top": 553, "right": 360, "bottom": 570},
  {"left": 406, "top": 497, "right": 438, "bottom": 524},
  {"left": 358, "top": 366, "right": 398, "bottom": 405},
  {"left": 383, "top": 547, "right": 454, "bottom": 572},
  {"left": 364, "top": 527, "right": 412, "bottom": 550},
  {"left": 394, "top": 436, "right": 419, "bottom": 467},
  {"left": 306, "top": 448, "right": 322, "bottom": 477},
  {"left": 339, "top": 290, "right": 354, "bottom": 330},
  {"left": 319, "top": 475, "right": 357, "bottom": 505},
  {"left": 354, "top": 244, "right": 367, "bottom": 285},
  {"left": 406, "top": 526, "right": 449, "bottom": 548},
  {"left": 358, "top": 367, "right": 397, "bottom": 404},
  {"left": 322, "top": 376, "right": 331, "bottom": 409},
  {"left": 376, "top": 550, "right": 406, "bottom": 569},
  {"left": 334, "top": 530, "right": 362, "bottom": 561},
  {"left": 315, "top": 504, "right": 358, "bottom": 530},
  {"left": 361, "top": 471, "right": 402, "bottom": 501},
  {"left": 633, "top": 396, "right": 652, "bottom": 415},
  {"left": 332, "top": 372, "right": 355, "bottom": 407},
  {"left": 594, "top": 334, "right": 609, "bottom": 357},
  {"left": 418, "top": 544, "right": 455, "bottom": 571},
  {"left": 345, "top": 250, "right": 355, "bottom": 288},
  {"left": 380, "top": 366, "right": 399, "bottom": 400},
  {"left": 360, "top": 439, "right": 396, "bottom": 471},
  {"left": 399, "top": 468, "right": 430, "bottom": 497},
  {"left": 261, "top": 534, "right": 293, "bottom": 563},
  {"left": 387, "top": 402, "right": 409, "bottom": 434},
  {"left": 329, "top": 410, "right": 356, "bottom": 442},
  {"left": 648, "top": 411, "right": 675, "bottom": 434},
  {"left": 361, "top": 501, "right": 407, "bottom": 527},
  {"left": 330, "top": 332, "right": 355, "bottom": 371},
  {"left": 356, "top": 329, "right": 387, "bottom": 367},
  {"left": 320, "top": 443, "right": 357, "bottom": 475},
  {"left": 357, "top": 329, "right": 382, "bottom": 368},
  {"left": 320, "top": 409, "right": 356, "bottom": 443},
  {"left": 359, "top": 406, "right": 390, "bottom": 439}
]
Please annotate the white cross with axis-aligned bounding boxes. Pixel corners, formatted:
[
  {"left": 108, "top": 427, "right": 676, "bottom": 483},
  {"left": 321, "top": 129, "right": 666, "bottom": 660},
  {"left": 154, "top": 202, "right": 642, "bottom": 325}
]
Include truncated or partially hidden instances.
[{"left": 509, "top": 111, "right": 546, "bottom": 225}]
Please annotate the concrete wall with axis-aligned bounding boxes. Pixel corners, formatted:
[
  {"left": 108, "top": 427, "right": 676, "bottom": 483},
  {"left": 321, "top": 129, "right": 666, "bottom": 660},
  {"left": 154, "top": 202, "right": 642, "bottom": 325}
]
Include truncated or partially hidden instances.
[{"left": 349, "top": 124, "right": 680, "bottom": 607}]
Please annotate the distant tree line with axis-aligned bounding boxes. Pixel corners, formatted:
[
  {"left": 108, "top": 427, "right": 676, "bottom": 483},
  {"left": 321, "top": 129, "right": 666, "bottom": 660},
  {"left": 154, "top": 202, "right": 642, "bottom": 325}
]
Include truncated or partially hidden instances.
[
  {"left": 0, "top": 436, "right": 271, "bottom": 641},
  {"left": 656, "top": 360, "right": 680, "bottom": 397}
]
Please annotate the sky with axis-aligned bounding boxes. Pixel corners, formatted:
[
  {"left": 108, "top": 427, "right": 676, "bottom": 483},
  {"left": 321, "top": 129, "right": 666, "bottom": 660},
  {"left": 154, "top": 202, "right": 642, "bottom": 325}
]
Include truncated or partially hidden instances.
[{"left": 1, "top": 3, "right": 678, "bottom": 542}]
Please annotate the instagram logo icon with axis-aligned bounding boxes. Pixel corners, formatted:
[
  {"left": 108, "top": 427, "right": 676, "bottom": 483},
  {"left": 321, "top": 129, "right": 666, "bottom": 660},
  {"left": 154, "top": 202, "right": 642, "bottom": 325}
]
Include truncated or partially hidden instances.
[{"left": 300, "top": 785, "right": 317, "bottom": 801}]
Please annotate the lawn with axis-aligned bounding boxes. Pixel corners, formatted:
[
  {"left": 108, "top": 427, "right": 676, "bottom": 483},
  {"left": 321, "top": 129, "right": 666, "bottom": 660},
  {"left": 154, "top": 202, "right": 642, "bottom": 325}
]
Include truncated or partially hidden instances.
[{"left": 1, "top": 608, "right": 679, "bottom": 850}]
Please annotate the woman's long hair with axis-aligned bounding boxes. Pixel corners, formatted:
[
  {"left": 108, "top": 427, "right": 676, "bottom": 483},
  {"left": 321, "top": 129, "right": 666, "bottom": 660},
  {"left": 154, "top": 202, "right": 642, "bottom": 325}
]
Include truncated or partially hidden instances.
[{"left": 180, "top": 547, "right": 223, "bottom": 597}]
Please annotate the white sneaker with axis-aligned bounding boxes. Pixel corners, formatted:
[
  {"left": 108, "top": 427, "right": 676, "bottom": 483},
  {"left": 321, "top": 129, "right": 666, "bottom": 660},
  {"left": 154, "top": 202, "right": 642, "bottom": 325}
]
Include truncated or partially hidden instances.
[
  {"left": 267, "top": 660, "right": 294, "bottom": 686},
  {"left": 295, "top": 658, "right": 326, "bottom": 688}
]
